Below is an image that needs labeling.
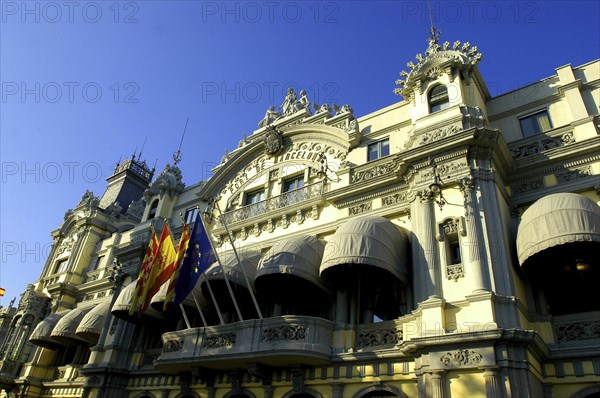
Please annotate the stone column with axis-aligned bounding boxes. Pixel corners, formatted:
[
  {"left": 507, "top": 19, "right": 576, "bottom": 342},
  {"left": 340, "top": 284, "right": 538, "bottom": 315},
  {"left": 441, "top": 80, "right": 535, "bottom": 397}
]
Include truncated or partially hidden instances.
[
  {"left": 262, "top": 385, "right": 273, "bottom": 398},
  {"left": 331, "top": 382, "right": 345, "bottom": 398},
  {"left": 460, "top": 178, "right": 490, "bottom": 293},
  {"left": 335, "top": 290, "right": 347, "bottom": 324},
  {"left": 483, "top": 368, "right": 502, "bottom": 398},
  {"left": 430, "top": 371, "right": 446, "bottom": 398},
  {"left": 411, "top": 191, "right": 441, "bottom": 302}
]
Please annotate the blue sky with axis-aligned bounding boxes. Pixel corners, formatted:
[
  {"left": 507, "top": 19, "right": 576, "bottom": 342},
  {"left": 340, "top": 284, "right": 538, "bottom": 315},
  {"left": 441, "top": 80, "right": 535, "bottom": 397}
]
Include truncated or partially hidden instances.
[{"left": 1, "top": 0, "right": 599, "bottom": 305}]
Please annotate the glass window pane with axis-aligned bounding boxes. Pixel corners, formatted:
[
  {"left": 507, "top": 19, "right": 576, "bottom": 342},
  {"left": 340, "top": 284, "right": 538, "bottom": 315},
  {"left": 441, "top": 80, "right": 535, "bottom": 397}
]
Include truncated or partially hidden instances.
[{"left": 381, "top": 139, "right": 390, "bottom": 157}]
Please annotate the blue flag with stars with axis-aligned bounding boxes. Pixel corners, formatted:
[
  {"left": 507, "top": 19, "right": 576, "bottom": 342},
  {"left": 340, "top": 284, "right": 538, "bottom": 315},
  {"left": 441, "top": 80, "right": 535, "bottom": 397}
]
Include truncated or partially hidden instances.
[{"left": 173, "top": 213, "right": 216, "bottom": 306}]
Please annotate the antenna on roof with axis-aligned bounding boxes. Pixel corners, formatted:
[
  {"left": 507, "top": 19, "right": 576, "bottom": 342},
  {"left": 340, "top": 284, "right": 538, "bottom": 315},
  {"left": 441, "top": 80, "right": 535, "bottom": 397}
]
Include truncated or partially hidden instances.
[
  {"left": 173, "top": 118, "right": 189, "bottom": 166},
  {"left": 138, "top": 137, "right": 147, "bottom": 161},
  {"left": 427, "top": 0, "right": 440, "bottom": 45},
  {"left": 132, "top": 146, "right": 138, "bottom": 160}
]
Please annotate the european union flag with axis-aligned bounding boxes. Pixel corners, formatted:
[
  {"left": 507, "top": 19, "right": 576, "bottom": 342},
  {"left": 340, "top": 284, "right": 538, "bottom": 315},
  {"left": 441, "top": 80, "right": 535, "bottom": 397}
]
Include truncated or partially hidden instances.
[{"left": 173, "top": 213, "right": 216, "bottom": 306}]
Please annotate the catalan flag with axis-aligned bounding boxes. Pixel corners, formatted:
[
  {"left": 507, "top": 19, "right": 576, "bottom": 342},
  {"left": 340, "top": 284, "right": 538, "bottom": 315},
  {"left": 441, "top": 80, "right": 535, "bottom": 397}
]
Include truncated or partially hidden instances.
[
  {"left": 172, "top": 213, "right": 216, "bottom": 306},
  {"left": 138, "top": 223, "right": 178, "bottom": 315},
  {"left": 0, "top": 288, "right": 5, "bottom": 297},
  {"left": 163, "top": 219, "right": 191, "bottom": 310},
  {"left": 129, "top": 229, "right": 159, "bottom": 316}
]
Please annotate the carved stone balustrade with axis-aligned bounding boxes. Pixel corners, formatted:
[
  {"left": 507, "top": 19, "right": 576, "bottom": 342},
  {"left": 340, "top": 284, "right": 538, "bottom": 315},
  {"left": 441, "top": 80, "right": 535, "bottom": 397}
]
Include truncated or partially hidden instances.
[
  {"left": 213, "top": 182, "right": 325, "bottom": 239},
  {"left": 155, "top": 316, "right": 334, "bottom": 372},
  {"left": 553, "top": 311, "right": 600, "bottom": 344}
]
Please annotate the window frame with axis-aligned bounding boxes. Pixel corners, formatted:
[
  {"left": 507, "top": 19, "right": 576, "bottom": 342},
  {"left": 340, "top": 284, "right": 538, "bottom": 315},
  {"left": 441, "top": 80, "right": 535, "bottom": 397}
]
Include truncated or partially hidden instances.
[
  {"left": 428, "top": 84, "right": 450, "bottom": 113},
  {"left": 518, "top": 109, "right": 553, "bottom": 137},
  {"left": 282, "top": 175, "right": 305, "bottom": 192},
  {"left": 184, "top": 207, "right": 199, "bottom": 224},
  {"left": 367, "top": 138, "right": 390, "bottom": 162},
  {"left": 244, "top": 188, "right": 265, "bottom": 206}
]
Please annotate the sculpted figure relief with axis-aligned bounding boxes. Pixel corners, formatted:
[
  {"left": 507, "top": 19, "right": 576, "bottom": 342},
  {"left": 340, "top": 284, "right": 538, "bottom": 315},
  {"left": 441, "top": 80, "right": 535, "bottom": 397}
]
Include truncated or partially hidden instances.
[{"left": 258, "top": 105, "right": 281, "bottom": 128}]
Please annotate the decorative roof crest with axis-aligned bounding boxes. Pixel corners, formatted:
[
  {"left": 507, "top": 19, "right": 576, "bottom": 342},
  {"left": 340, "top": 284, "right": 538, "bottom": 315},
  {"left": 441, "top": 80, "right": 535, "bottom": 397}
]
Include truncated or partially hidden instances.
[{"left": 394, "top": 27, "right": 482, "bottom": 99}]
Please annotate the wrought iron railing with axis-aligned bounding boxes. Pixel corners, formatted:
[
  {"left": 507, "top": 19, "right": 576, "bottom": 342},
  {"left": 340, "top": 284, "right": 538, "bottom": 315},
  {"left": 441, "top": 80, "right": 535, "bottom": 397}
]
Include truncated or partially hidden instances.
[{"left": 218, "top": 182, "right": 324, "bottom": 226}]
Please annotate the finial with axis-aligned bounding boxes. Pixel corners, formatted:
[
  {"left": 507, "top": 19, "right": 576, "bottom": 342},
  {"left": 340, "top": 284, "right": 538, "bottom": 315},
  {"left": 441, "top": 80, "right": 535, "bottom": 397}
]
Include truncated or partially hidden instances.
[
  {"left": 173, "top": 118, "right": 189, "bottom": 166},
  {"left": 139, "top": 137, "right": 147, "bottom": 161}
]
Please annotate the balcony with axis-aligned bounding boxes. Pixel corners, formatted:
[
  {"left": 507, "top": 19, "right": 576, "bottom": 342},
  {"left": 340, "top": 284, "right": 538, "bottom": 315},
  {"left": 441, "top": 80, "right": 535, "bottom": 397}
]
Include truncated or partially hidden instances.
[
  {"left": 154, "top": 316, "right": 334, "bottom": 372},
  {"left": 212, "top": 182, "right": 325, "bottom": 237}
]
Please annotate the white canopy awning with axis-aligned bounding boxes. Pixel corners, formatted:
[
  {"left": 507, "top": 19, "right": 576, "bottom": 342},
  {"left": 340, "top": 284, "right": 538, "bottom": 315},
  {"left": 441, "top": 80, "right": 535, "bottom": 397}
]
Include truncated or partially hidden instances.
[
  {"left": 51, "top": 306, "right": 92, "bottom": 346},
  {"left": 256, "top": 235, "right": 327, "bottom": 291},
  {"left": 203, "top": 249, "right": 262, "bottom": 289},
  {"left": 29, "top": 311, "right": 69, "bottom": 349},
  {"left": 320, "top": 216, "right": 409, "bottom": 284},
  {"left": 516, "top": 193, "right": 600, "bottom": 265},
  {"left": 75, "top": 300, "right": 111, "bottom": 344},
  {"left": 111, "top": 281, "right": 165, "bottom": 321}
]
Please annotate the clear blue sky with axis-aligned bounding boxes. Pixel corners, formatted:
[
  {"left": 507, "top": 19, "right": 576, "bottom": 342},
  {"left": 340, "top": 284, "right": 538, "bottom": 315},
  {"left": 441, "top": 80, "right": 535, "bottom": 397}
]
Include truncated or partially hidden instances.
[{"left": 1, "top": 1, "right": 599, "bottom": 305}]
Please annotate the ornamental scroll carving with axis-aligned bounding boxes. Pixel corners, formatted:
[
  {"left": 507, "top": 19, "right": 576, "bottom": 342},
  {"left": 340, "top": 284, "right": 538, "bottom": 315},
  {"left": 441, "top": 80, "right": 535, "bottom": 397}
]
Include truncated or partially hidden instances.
[
  {"left": 355, "top": 328, "right": 403, "bottom": 349},
  {"left": 382, "top": 193, "right": 407, "bottom": 207},
  {"left": 349, "top": 202, "right": 372, "bottom": 215},
  {"left": 419, "top": 125, "right": 462, "bottom": 145},
  {"left": 351, "top": 158, "right": 401, "bottom": 184},
  {"left": 202, "top": 333, "right": 236, "bottom": 348},
  {"left": 555, "top": 166, "right": 593, "bottom": 183},
  {"left": 440, "top": 349, "right": 482, "bottom": 366},
  {"left": 162, "top": 339, "right": 183, "bottom": 352},
  {"left": 261, "top": 325, "right": 306, "bottom": 342},
  {"left": 555, "top": 320, "right": 600, "bottom": 343},
  {"left": 510, "top": 132, "right": 575, "bottom": 159}
]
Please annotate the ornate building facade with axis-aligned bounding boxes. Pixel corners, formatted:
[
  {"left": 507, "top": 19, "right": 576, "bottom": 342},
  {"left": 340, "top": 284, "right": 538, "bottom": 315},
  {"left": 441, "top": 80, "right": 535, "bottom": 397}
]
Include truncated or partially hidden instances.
[{"left": 0, "top": 32, "right": 599, "bottom": 398}]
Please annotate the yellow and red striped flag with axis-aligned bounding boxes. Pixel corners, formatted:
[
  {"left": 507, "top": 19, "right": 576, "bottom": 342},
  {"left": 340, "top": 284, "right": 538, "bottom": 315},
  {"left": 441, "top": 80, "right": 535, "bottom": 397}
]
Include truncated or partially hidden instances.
[
  {"left": 129, "top": 229, "right": 159, "bottom": 316},
  {"left": 163, "top": 219, "right": 191, "bottom": 310}
]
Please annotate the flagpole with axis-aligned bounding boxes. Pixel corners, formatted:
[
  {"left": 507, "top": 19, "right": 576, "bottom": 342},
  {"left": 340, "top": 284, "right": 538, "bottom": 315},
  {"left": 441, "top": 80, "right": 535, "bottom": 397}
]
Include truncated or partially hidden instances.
[
  {"left": 202, "top": 274, "right": 225, "bottom": 325},
  {"left": 179, "top": 303, "right": 191, "bottom": 329},
  {"left": 199, "top": 213, "right": 244, "bottom": 322},
  {"left": 191, "top": 290, "right": 208, "bottom": 327},
  {"left": 213, "top": 200, "right": 263, "bottom": 319}
]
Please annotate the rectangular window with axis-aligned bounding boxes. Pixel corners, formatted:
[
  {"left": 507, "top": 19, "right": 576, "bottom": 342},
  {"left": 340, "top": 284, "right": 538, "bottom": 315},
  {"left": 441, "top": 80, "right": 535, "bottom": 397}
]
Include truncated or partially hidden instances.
[
  {"left": 367, "top": 138, "right": 390, "bottom": 161},
  {"left": 449, "top": 242, "right": 462, "bottom": 265},
  {"left": 283, "top": 175, "right": 304, "bottom": 192},
  {"left": 519, "top": 110, "right": 552, "bottom": 137},
  {"left": 245, "top": 189, "right": 265, "bottom": 205},
  {"left": 185, "top": 207, "right": 199, "bottom": 224},
  {"left": 54, "top": 259, "right": 69, "bottom": 274}
]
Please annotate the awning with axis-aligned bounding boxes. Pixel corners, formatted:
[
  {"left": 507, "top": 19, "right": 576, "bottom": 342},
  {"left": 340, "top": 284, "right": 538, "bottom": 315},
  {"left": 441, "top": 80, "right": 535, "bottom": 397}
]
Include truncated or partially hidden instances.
[
  {"left": 203, "top": 249, "right": 262, "bottom": 289},
  {"left": 111, "top": 281, "right": 165, "bottom": 321},
  {"left": 255, "top": 235, "right": 327, "bottom": 291},
  {"left": 75, "top": 300, "right": 111, "bottom": 344},
  {"left": 29, "top": 311, "right": 69, "bottom": 349},
  {"left": 320, "top": 216, "right": 409, "bottom": 283},
  {"left": 150, "top": 277, "right": 210, "bottom": 312},
  {"left": 51, "top": 306, "right": 93, "bottom": 346},
  {"left": 516, "top": 193, "right": 600, "bottom": 265}
]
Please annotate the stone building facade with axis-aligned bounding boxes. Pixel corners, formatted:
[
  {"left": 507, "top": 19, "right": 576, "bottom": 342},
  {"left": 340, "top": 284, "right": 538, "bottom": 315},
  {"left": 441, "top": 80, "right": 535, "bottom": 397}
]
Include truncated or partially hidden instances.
[{"left": 0, "top": 32, "right": 599, "bottom": 398}]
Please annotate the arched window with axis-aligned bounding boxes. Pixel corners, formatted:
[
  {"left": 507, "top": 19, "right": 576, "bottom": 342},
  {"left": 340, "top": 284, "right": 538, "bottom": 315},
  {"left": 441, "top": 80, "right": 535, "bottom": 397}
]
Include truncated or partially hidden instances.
[
  {"left": 147, "top": 200, "right": 159, "bottom": 220},
  {"left": 428, "top": 85, "right": 450, "bottom": 113}
]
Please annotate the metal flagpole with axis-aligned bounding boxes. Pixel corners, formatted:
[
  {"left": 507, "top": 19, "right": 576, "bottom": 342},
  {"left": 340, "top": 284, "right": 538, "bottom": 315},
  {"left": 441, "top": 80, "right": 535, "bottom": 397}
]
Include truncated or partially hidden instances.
[
  {"left": 191, "top": 290, "right": 208, "bottom": 327},
  {"left": 179, "top": 303, "right": 191, "bottom": 329},
  {"left": 213, "top": 201, "right": 263, "bottom": 319},
  {"left": 201, "top": 273, "right": 225, "bottom": 325},
  {"left": 198, "top": 211, "right": 244, "bottom": 322}
]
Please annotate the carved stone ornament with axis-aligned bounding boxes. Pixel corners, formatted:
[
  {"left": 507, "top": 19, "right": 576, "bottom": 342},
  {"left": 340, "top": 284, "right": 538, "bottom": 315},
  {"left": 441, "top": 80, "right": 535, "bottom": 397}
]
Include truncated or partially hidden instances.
[
  {"left": 351, "top": 157, "right": 401, "bottom": 184},
  {"left": 143, "top": 163, "right": 185, "bottom": 201},
  {"left": 261, "top": 325, "right": 306, "bottom": 342},
  {"left": 202, "top": 333, "right": 236, "bottom": 348},
  {"left": 440, "top": 349, "right": 482, "bottom": 366},
  {"left": 104, "top": 201, "right": 122, "bottom": 218},
  {"left": 395, "top": 28, "right": 482, "bottom": 99},
  {"left": 419, "top": 125, "right": 462, "bottom": 145},
  {"left": 356, "top": 327, "right": 403, "bottom": 349},
  {"left": 510, "top": 132, "right": 575, "bottom": 159},
  {"left": 555, "top": 320, "right": 600, "bottom": 343},
  {"left": 263, "top": 129, "right": 283, "bottom": 156},
  {"left": 77, "top": 190, "right": 100, "bottom": 209},
  {"left": 162, "top": 339, "right": 184, "bottom": 352},
  {"left": 126, "top": 198, "right": 145, "bottom": 220}
]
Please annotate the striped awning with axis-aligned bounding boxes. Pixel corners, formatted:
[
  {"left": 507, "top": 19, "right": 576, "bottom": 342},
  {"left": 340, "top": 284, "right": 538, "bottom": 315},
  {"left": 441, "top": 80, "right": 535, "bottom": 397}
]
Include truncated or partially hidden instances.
[
  {"left": 51, "top": 306, "right": 93, "bottom": 346},
  {"left": 203, "top": 249, "right": 262, "bottom": 289},
  {"left": 75, "top": 300, "right": 111, "bottom": 344},
  {"left": 111, "top": 281, "right": 165, "bottom": 321},
  {"left": 517, "top": 193, "right": 600, "bottom": 265},
  {"left": 255, "top": 235, "right": 327, "bottom": 292},
  {"left": 29, "top": 311, "right": 69, "bottom": 349},
  {"left": 320, "top": 216, "right": 409, "bottom": 284}
]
